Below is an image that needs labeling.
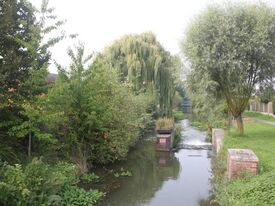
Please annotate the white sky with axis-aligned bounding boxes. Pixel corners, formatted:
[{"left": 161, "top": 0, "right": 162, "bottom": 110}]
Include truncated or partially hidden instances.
[{"left": 30, "top": 0, "right": 275, "bottom": 73}]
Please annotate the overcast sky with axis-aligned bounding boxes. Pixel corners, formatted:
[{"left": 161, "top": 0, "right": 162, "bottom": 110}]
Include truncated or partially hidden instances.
[{"left": 30, "top": 0, "right": 274, "bottom": 73}]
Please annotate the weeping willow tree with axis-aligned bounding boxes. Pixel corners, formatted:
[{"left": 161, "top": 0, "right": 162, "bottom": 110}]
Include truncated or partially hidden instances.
[{"left": 99, "top": 32, "right": 179, "bottom": 116}]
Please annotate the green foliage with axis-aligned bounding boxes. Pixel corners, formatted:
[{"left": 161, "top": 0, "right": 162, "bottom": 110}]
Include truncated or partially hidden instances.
[
  {"left": 0, "top": 0, "right": 73, "bottom": 161},
  {"left": 81, "top": 173, "right": 100, "bottom": 183},
  {"left": 258, "top": 84, "right": 275, "bottom": 103},
  {"left": 0, "top": 0, "right": 44, "bottom": 98},
  {"left": 173, "top": 110, "right": 185, "bottom": 122},
  {"left": 189, "top": 122, "right": 208, "bottom": 130},
  {"left": 214, "top": 122, "right": 275, "bottom": 205},
  {"left": 47, "top": 45, "right": 155, "bottom": 165},
  {"left": 173, "top": 126, "right": 182, "bottom": 148},
  {"left": 156, "top": 117, "right": 175, "bottom": 130},
  {"left": 184, "top": 67, "right": 227, "bottom": 130},
  {"left": 114, "top": 168, "right": 133, "bottom": 178},
  {"left": 61, "top": 186, "right": 104, "bottom": 206},
  {"left": 100, "top": 32, "right": 180, "bottom": 116},
  {"left": 216, "top": 172, "right": 275, "bottom": 206},
  {"left": 182, "top": 2, "right": 275, "bottom": 134},
  {"left": 0, "top": 158, "right": 103, "bottom": 206}
]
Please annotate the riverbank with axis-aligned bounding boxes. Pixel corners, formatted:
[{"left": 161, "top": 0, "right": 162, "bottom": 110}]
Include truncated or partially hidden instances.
[{"left": 213, "top": 122, "right": 275, "bottom": 206}]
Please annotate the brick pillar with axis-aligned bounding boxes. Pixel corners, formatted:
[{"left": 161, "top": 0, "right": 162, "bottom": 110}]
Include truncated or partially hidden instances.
[{"left": 227, "top": 149, "right": 259, "bottom": 179}]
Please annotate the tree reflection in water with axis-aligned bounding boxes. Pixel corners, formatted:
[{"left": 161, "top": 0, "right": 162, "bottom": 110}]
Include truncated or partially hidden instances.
[
  {"left": 92, "top": 120, "right": 214, "bottom": 206},
  {"left": 94, "top": 140, "right": 180, "bottom": 206}
]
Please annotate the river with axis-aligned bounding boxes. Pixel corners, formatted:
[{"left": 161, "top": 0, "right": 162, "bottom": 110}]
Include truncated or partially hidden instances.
[{"left": 93, "top": 119, "right": 214, "bottom": 206}]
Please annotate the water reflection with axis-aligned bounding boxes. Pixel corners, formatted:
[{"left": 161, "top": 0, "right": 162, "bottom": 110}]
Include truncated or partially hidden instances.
[
  {"left": 94, "top": 120, "right": 213, "bottom": 206},
  {"left": 96, "top": 141, "right": 180, "bottom": 206}
]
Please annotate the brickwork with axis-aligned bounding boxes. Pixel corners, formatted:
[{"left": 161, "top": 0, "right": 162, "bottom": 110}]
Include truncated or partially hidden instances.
[{"left": 227, "top": 149, "right": 259, "bottom": 179}]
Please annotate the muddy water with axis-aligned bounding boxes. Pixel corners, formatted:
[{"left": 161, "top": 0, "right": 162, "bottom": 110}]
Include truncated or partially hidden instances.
[{"left": 94, "top": 119, "right": 213, "bottom": 206}]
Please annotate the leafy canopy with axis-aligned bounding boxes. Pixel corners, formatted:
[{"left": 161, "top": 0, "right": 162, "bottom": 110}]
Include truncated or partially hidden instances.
[
  {"left": 183, "top": 3, "right": 275, "bottom": 134},
  {"left": 100, "top": 32, "right": 180, "bottom": 116}
]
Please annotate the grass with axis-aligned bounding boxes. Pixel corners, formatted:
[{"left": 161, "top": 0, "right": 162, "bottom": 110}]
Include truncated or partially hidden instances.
[
  {"left": 244, "top": 111, "right": 275, "bottom": 123},
  {"left": 214, "top": 122, "right": 275, "bottom": 206},
  {"left": 224, "top": 122, "right": 275, "bottom": 172}
]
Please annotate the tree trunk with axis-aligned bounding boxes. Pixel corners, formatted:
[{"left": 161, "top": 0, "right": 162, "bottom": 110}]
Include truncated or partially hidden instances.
[
  {"left": 28, "top": 128, "right": 32, "bottom": 158},
  {"left": 236, "top": 114, "right": 244, "bottom": 135}
]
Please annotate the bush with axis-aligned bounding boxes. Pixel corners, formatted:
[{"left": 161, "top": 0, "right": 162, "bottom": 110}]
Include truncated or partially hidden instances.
[
  {"left": 173, "top": 125, "right": 183, "bottom": 148},
  {"left": 61, "top": 186, "right": 104, "bottom": 206},
  {"left": 81, "top": 173, "right": 100, "bottom": 183},
  {"left": 48, "top": 58, "right": 156, "bottom": 165},
  {"left": 156, "top": 117, "right": 174, "bottom": 130},
  {"left": 0, "top": 158, "right": 104, "bottom": 206},
  {"left": 173, "top": 110, "right": 185, "bottom": 122}
]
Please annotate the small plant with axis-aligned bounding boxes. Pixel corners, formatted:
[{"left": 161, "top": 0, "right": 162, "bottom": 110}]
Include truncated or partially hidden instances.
[
  {"left": 0, "top": 158, "right": 104, "bottom": 206},
  {"left": 173, "top": 125, "right": 183, "bottom": 148},
  {"left": 81, "top": 173, "right": 100, "bottom": 183},
  {"left": 156, "top": 117, "right": 174, "bottom": 130},
  {"left": 60, "top": 186, "right": 105, "bottom": 206},
  {"left": 113, "top": 168, "right": 132, "bottom": 178},
  {"left": 173, "top": 110, "right": 185, "bottom": 122}
]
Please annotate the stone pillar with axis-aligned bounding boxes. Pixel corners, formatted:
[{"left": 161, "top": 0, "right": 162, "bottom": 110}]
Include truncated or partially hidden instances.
[{"left": 212, "top": 128, "right": 225, "bottom": 153}]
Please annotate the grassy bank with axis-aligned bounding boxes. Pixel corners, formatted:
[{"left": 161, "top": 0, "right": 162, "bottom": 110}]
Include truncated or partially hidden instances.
[
  {"left": 214, "top": 122, "right": 275, "bottom": 206},
  {"left": 244, "top": 111, "right": 275, "bottom": 123}
]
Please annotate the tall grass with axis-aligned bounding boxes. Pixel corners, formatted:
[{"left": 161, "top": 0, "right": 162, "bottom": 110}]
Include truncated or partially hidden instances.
[{"left": 156, "top": 118, "right": 174, "bottom": 130}]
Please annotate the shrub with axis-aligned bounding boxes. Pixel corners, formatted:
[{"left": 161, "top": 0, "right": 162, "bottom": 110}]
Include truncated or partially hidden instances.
[
  {"left": 0, "top": 163, "right": 29, "bottom": 205},
  {"left": 0, "top": 158, "right": 103, "bottom": 206},
  {"left": 113, "top": 168, "right": 132, "bottom": 177},
  {"left": 81, "top": 173, "right": 100, "bottom": 183},
  {"left": 61, "top": 186, "right": 104, "bottom": 206},
  {"left": 173, "top": 126, "right": 183, "bottom": 148},
  {"left": 173, "top": 110, "right": 185, "bottom": 122},
  {"left": 156, "top": 117, "right": 174, "bottom": 130}
]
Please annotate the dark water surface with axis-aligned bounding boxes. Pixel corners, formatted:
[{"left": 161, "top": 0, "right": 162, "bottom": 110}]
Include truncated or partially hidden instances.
[{"left": 94, "top": 120, "right": 213, "bottom": 206}]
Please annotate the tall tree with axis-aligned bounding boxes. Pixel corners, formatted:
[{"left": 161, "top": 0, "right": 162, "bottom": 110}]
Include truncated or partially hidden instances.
[
  {"left": 182, "top": 3, "right": 275, "bottom": 134},
  {"left": 185, "top": 67, "right": 227, "bottom": 130},
  {"left": 100, "top": 32, "right": 179, "bottom": 116},
  {"left": 0, "top": 0, "right": 72, "bottom": 159}
]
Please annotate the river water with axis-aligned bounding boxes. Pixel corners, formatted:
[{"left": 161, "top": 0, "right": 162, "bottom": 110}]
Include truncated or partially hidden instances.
[{"left": 94, "top": 119, "right": 214, "bottom": 206}]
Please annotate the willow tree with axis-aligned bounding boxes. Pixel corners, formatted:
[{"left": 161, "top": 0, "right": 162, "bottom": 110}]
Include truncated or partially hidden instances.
[
  {"left": 183, "top": 3, "right": 275, "bottom": 134},
  {"left": 100, "top": 32, "right": 179, "bottom": 116}
]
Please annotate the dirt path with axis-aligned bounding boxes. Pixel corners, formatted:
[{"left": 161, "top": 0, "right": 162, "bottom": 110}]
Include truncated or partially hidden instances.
[{"left": 252, "top": 118, "right": 275, "bottom": 126}]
